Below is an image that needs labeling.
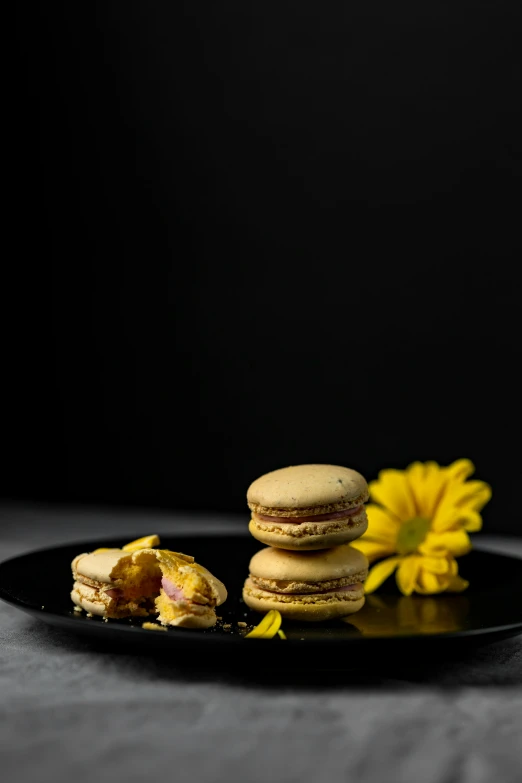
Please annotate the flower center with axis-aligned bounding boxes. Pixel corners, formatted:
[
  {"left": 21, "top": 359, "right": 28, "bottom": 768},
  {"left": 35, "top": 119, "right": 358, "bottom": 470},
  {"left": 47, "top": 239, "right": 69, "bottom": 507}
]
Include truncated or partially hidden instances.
[{"left": 396, "top": 517, "right": 431, "bottom": 555}]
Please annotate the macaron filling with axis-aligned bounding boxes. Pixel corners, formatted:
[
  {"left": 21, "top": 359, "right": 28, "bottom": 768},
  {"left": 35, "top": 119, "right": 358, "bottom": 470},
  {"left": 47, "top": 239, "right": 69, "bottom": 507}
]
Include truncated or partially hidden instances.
[
  {"left": 160, "top": 576, "right": 209, "bottom": 607},
  {"left": 100, "top": 575, "right": 162, "bottom": 602},
  {"left": 252, "top": 581, "right": 364, "bottom": 596},
  {"left": 254, "top": 506, "right": 363, "bottom": 524},
  {"left": 104, "top": 588, "right": 122, "bottom": 599},
  {"left": 243, "top": 577, "right": 365, "bottom": 610}
]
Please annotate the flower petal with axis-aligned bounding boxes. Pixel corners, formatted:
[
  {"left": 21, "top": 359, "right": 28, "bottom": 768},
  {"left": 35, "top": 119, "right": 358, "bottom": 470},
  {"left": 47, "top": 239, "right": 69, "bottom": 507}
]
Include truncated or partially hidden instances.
[
  {"left": 370, "top": 470, "right": 417, "bottom": 521},
  {"left": 245, "top": 610, "right": 282, "bottom": 638},
  {"left": 445, "top": 459, "right": 475, "bottom": 482},
  {"left": 406, "top": 461, "right": 447, "bottom": 520},
  {"left": 432, "top": 481, "right": 492, "bottom": 532},
  {"left": 420, "top": 556, "right": 450, "bottom": 575},
  {"left": 418, "top": 569, "right": 448, "bottom": 594},
  {"left": 364, "top": 557, "right": 402, "bottom": 594},
  {"left": 460, "top": 510, "right": 483, "bottom": 532},
  {"left": 396, "top": 556, "right": 421, "bottom": 596},
  {"left": 365, "top": 504, "right": 401, "bottom": 543},
  {"left": 446, "top": 575, "right": 469, "bottom": 593},
  {"left": 445, "top": 480, "right": 492, "bottom": 511},
  {"left": 421, "top": 530, "right": 472, "bottom": 558},
  {"left": 350, "top": 539, "right": 395, "bottom": 564}
]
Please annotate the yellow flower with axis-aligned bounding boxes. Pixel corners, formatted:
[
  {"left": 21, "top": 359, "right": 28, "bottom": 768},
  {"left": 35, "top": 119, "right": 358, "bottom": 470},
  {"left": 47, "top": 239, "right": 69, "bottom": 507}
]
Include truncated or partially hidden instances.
[{"left": 351, "top": 459, "right": 491, "bottom": 596}]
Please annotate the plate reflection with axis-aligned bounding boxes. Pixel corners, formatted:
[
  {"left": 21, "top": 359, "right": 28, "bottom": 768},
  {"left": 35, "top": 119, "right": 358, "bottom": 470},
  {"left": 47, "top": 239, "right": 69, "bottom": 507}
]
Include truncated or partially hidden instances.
[{"left": 342, "top": 593, "right": 471, "bottom": 637}]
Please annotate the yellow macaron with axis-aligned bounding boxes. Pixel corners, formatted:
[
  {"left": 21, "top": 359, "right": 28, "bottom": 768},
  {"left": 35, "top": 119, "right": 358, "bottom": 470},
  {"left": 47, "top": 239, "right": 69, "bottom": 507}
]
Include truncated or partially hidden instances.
[
  {"left": 243, "top": 544, "right": 368, "bottom": 622},
  {"left": 247, "top": 464, "right": 369, "bottom": 550}
]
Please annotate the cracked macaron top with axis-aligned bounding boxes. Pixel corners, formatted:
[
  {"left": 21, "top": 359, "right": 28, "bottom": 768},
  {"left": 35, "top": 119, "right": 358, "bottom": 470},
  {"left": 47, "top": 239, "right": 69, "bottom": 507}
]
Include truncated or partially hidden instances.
[{"left": 247, "top": 464, "right": 369, "bottom": 518}]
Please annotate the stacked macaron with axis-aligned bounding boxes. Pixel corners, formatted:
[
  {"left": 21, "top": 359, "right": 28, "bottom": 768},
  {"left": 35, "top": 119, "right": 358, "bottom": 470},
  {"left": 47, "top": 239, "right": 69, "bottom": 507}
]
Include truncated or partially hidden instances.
[{"left": 242, "top": 464, "right": 370, "bottom": 621}]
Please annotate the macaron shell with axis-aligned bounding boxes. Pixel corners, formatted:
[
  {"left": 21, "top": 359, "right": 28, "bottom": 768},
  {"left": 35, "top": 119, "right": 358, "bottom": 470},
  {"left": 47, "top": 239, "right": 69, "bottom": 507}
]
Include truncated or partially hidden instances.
[
  {"left": 247, "top": 464, "right": 368, "bottom": 511},
  {"left": 71, "top": 585, "right": 110, "bottom": 616},
  {"left": 163, "top": 611, "right": 216, "bottom": 629},
  {"left": 248, "top": 542, "right": 368, "bottom": 582},
  {"left": 249, "top": 511, "right": 368, "bottom": 550},
  {"left": 242, "top": 581, "right": 365, "bottom": 622},
  {"left": 155, "top": 590, "right": 217, "bottom": 629},
  {"left": 72, "top": 550, "right": 133, "bottom": 583},
  {"left": 193, "top": 565, "right": 228, "bottom": 606}
]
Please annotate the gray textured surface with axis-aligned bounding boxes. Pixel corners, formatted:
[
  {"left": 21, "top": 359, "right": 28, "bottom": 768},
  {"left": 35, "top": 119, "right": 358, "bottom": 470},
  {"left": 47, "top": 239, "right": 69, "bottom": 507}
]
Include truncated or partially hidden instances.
[{"left": 1, "top": 503, "right": 521, "bottom": 783}]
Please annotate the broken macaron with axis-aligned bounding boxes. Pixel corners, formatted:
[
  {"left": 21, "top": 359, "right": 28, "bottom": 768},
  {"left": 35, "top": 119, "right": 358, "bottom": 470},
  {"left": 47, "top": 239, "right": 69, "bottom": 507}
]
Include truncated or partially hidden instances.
[{"left": 71, "top": 539, "right": 227, "bottom": 629}]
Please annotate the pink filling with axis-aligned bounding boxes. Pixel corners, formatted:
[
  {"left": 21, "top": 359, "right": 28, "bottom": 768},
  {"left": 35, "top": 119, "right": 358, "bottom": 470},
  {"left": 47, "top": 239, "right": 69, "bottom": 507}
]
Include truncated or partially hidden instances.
[
  {"left": 104, "top": 588, "right": 122, "bottom": 599},
  {"left": 258, "top": 582, "right": 363, "bottom": 596},
  {"left": 161, "top": 577, "right": 186, "bottom": 602},
  {"left": 103, "top": 579, "right": 208, "bottom": 608},
  {"left": 255, "top": 505, "right": 363, "bottom": 524}
]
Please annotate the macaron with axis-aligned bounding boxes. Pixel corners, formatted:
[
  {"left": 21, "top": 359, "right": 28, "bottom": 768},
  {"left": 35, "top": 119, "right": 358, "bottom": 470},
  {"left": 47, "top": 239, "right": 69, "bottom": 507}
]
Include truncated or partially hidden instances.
[
  {"left": 247, "top": 464, "right": 369, "bottom": 550},
  {"left": 71, "top": 547, "right": 227, "bottom": 628},
  {"left": 243, "top": 544, "right": 368, "bottom": 621}
]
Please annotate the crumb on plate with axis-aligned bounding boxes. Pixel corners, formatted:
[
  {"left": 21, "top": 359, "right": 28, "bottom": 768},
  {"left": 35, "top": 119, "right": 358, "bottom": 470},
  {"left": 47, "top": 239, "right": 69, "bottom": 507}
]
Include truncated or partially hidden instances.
[{"left": 142, "top": 622, "right": 167, "bottom": 632}]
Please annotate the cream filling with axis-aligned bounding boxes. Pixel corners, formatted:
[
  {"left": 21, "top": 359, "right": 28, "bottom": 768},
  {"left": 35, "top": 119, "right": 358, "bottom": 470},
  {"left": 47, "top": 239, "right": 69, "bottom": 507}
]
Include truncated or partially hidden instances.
[
  {"left": 252, "top": 507, "right": 367, "bottom": 536},
  {"left": 244, "top": 578, "right": 364, "bottom": 604}
]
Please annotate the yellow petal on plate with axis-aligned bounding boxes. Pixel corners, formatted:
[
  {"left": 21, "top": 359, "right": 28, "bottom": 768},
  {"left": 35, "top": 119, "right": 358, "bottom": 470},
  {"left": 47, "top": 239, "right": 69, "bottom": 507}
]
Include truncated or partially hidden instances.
[
  {"left": 122, "top": 535, "right": 160, "bottom": 552},
  {"left": 364, "top": 557, "right": 402, "bottom": 594},
  {"left": 244, "top": 610, "right": 278, "bottom": 638},
  {"left": 245, "top": 610, "right": 282, "bottom": 639},
  {"left": 370, "top": 470, "right": 417, "bottom": 521},
  {"left": 365, "top": 504, "right": 401, "bottom": 542},
  {"left": 425, "top": 530, "right": 471, "bottom": 558},
  {"left": 446, "top": 574, "right": 469, "bottom": 593},
  {"left": 350, "top": 538, "right": 396, "bottom": 564},
  {"left": 396, "top": 556, "right": 421, "bottom": 596}
]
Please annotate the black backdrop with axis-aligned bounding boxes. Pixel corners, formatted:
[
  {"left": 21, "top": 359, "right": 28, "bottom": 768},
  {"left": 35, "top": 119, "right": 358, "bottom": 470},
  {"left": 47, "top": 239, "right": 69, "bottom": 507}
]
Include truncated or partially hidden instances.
[{"left": 5, "top": 3, "right": 521, "bottom": 533}]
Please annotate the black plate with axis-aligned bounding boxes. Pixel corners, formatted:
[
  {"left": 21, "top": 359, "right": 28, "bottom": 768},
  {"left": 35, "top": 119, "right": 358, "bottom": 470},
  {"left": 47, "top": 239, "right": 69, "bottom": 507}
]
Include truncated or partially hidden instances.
[{"left": 1, "top": 535, "right": 521, "bottom": 660}]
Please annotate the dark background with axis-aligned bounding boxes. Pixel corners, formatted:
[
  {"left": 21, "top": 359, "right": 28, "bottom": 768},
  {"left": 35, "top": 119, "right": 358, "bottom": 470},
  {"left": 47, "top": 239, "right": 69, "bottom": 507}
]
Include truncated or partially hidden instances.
[{"left": 5, "top": 3, "right": 521, "bottom": 532}]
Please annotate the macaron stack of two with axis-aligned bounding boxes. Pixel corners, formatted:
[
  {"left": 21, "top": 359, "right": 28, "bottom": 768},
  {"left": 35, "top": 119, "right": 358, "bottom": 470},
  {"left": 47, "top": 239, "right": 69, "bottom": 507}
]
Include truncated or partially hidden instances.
[{"left": 242, "top": 464, "right": 370, "bottom": 622}]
